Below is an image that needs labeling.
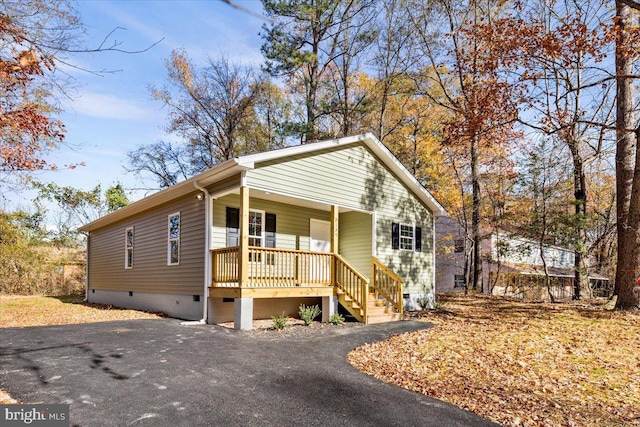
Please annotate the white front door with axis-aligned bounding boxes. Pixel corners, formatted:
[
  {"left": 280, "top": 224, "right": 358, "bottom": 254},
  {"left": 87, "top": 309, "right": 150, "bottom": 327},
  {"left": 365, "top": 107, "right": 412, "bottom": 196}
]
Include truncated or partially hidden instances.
[
  {"left": 310, "top": 219, "right": 331, "bottom": 252},
  {"left": 309, "top": 219, "right": 331, "bottom": 284}
]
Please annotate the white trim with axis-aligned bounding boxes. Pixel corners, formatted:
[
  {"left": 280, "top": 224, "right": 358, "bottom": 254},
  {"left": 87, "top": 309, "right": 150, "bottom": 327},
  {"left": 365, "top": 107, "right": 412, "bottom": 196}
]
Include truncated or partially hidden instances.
[
  {"left": 79, "top": 159, "right": 246, "bottom": 232},
  {"left": 193, "top": 182, "right": 211, "bottom": 324},
  {"left": 248, "top": 209, "right": 266, "bottom": 247},
  {"left": 84, "top": 233, "right": 90, "bottom": 302},
  {"left": 399, "top": 223, "right": 416, "bottom": 252},
  {"left": 125, "top": 226, "right": 134, "bottom": 269},
  {"left": 371, "top": 211, "right": 377, "bottom": 258},
  {"left": 167, "top": 212, "right": 181, "bottom": 266}
]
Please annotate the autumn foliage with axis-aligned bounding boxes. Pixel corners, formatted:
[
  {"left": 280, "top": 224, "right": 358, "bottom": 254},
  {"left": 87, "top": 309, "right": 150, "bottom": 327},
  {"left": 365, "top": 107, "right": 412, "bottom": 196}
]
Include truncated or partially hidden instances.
[{"left": 0, "top": 11, "right": 65, "bottom": 171}]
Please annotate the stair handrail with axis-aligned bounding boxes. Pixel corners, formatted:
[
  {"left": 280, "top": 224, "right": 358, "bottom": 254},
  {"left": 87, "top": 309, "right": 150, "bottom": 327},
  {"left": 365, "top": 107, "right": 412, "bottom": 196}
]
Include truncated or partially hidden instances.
[
  {"left": 334, "top": 254, "right": 369, "bottom": 320},
  {"left": 371, "top": 257, "right": 404, "bottom": 315}
]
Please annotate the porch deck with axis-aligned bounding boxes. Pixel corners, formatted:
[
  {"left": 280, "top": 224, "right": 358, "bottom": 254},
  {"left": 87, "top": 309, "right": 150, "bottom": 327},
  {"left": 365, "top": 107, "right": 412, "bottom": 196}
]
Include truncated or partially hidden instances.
[{"left": 210, "top": 246, "right": 404, "bottom": 323}]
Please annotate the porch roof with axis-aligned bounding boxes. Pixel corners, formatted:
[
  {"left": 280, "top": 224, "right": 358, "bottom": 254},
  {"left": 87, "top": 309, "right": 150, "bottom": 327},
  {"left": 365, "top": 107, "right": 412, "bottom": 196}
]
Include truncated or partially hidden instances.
[{"left": 79, "top": 133, "right": 447, "bottom": 232}]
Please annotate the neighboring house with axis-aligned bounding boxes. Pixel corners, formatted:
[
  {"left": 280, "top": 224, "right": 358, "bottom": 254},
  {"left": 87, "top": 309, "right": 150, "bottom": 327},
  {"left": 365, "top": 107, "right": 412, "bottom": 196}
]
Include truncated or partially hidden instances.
[
  {"left": 80, "top": 134, "right": 447, "bottom": 330},
  {"left": 436, "top": 217, "right": 611, "bottom": 299}
]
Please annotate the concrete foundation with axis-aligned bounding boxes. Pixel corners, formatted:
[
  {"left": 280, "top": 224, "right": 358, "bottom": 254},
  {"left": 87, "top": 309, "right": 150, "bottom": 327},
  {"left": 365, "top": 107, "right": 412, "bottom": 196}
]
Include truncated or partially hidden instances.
[
  {"left": 234, "top": 298, "right": 254, "bottom": 330},
  {"left": 321, "top": 295, "right": 338, "bottom": 323},
  {"left": 87, "top": 289, "right": 203, "bottom": 320}
]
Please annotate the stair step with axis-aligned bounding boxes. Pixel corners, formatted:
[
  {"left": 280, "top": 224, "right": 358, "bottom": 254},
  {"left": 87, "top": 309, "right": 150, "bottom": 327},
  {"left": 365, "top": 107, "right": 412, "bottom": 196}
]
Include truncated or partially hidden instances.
[
  {"left": 366, "top": 313, "right": 403, "bottom": 324},
  {"left": 366, "top": 305, "right": 397, "bottom": 315}
]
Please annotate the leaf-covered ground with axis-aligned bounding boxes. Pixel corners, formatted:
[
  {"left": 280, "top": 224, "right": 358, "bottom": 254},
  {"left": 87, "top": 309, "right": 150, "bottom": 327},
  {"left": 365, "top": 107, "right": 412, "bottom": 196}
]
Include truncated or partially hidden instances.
[
  {"left": 348, "top": 293, "right": 640, "bottom": 427},
  {"left": 0, "top": 294, "right": 164, "bottom": 328}
]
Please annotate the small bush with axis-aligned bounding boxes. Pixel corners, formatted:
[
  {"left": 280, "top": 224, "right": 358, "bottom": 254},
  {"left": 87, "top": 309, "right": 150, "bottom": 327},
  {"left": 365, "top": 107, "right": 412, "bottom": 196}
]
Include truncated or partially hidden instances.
[
  {"left": 271, "top": 312, "right": 288, "bottom": 330},
  {"left": 417, "top": 295, "right": 431, "bottom": 310},
  {"left": 299, "top": 304, "right": 321, "bottom": 326},
  {"left": 328, "top": 313, "right": 344, "bottom": 325}
]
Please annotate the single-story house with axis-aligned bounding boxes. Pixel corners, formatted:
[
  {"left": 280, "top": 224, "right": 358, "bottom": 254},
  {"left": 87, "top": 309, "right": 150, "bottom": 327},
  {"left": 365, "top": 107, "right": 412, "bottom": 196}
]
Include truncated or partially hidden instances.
[{"left": 79, "top": 133, "right": 447, "bottom": 329}]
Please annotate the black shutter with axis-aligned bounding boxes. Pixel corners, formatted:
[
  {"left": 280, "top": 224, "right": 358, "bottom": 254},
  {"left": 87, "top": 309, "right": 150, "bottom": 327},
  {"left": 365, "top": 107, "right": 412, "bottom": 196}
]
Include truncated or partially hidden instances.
[
  {"left": 265, "top": 213, "right": 276, "bottom": 248},
  {"left": 415, "top": 226, "right": 422, "bottom": 252},
  {"left": 392, "top": 222, "right": 400, "bottom": 250},
  {"left": 226, "top": 207, "right": 239, "bottom": 247}
]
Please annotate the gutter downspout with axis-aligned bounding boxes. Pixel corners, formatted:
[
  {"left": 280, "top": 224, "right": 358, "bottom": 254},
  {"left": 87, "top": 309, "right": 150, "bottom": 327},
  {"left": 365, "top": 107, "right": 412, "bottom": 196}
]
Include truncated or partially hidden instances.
[
  {"left": 183, "top": 182, "right": 211, "bottom": 325},
  {"left": 84, "top": 232, "right": 90, "bottom": 302}
]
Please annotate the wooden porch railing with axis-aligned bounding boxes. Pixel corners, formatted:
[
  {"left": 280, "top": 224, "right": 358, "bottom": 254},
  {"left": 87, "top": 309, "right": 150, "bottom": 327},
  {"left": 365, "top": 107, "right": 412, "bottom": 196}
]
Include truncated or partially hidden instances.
[
  {"left": 212, "top": 246, "right": 333, "bottom": 287},
  {"left": 211, "top": 247, "right": 403, "bottom": 321},
  {"left": 371, "top": 257, "right": 404, "bottom": 315},
  {"left": 334, "top": 254, "right": 369, "bottom": 319}
]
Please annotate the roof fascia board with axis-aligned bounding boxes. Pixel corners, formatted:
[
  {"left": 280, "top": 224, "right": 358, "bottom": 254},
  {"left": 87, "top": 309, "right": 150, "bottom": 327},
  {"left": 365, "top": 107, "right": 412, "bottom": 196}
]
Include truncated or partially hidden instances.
[{"left": 79, "top": 159, "right": 245, "bottom": 232}]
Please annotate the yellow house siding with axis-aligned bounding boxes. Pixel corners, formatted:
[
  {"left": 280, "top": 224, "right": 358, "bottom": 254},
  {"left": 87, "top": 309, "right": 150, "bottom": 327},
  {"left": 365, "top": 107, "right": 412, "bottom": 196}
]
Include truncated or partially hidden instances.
[
  {"left": 246, "top": 143, "right": 434, "bottom": 296},
  {"left": 88, "top": 192, "right": 206, "bottom": 294},
  {"left": 211, "top": 194, "right": 331, "bottom": 251},
  {"left": 338, "top": 211, "right": 373, "bottom": 278}
]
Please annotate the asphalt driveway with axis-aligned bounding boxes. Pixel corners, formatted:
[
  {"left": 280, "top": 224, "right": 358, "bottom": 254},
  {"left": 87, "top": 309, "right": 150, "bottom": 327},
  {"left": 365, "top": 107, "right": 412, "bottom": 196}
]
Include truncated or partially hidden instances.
[{"left": 0, "top": 319, "right": 498, "bottom": 426}]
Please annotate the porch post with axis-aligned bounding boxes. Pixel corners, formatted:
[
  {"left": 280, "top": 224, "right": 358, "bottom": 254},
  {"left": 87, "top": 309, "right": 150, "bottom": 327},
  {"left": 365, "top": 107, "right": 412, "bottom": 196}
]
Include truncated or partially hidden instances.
[
  {"left": 238, "top": 185, "right": 249, "bottom": 288},
  {"left": 330, "top": 205, "right": 339, "bottom": 286},
  {"left": 330, "top": 205, "right": 339, "bottom": 253},
  {"left": 321, "top": 295, "right": 338, "bottom": 323},
  {"left": 234, "top": 298, "right": 253, "bottom": 330}
]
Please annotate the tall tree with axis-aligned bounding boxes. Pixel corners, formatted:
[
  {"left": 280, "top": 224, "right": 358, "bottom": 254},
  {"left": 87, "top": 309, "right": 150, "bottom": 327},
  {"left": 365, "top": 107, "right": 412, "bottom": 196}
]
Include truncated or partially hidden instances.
[
  {"left": 407, "top": 0, "right": 520, "bottom": 292},
  {"left": 614, "top": 0, "right": 640, "bottom": 308},
  {"left": 472, "top": 0, "right": 615, "bottom": 299},
  {"left": 127, "top": 50, "right": 285, "bottom": 189},
  {"left": 261, "top": 0, "right": 377, "bottom": 142}
]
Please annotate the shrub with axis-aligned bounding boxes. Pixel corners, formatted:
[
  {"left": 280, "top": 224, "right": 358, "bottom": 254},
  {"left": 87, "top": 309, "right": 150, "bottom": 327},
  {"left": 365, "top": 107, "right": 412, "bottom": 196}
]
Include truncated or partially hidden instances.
[
  {"left": 417, "top": 295, "right": 431, "bottom": 310},
  {"left": 299, "top": 304, "right": 321, "bottom": 326},
  {"left": 271, "top": 312, "right": 288, "bottom": 330},
  {"left": 328, "top": 313, "right": 344, "bottom": 325}
]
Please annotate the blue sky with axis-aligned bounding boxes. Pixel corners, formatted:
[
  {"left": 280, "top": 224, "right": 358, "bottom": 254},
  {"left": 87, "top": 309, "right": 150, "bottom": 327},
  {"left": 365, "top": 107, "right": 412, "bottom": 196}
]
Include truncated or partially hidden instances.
[{"left": 5, "top": 0, "right": 266, "bottom": 210}]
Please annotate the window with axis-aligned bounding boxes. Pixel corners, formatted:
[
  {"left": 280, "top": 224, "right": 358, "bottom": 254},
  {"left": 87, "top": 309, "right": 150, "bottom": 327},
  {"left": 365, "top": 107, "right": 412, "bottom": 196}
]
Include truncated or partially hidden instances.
[
  {"left": 226, "top": 208, "right": 276, "bottom": 249},
  {"left": 400, "top": 224, "right": 414, "bottom": 250},
  {"left": 125, "top": 227, "right": 134, "bottom": 269},
  {"left": 392, "top": 223, "right": 422, "bottom": 252},
  {"left": 454, "top": 238, "right": 465, "bottom": 253},
  {"left": 248, "top": 210, "right": 264, "bottom": 247},
  {"left": 168, "top": 212, "right": 180, "bottom": 265},
  {"left": 454, "top": 274, "right": 465, "bottom": 288}
]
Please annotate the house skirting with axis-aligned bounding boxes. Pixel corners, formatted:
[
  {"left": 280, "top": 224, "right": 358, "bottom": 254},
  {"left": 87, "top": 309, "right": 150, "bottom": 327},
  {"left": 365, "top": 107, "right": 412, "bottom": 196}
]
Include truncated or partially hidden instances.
[
  {"left": 88, "top": 289, "right": 203, "bottom": 320},
  {"left": 207, "top": 296, "right": 323, "bottom": 325}
]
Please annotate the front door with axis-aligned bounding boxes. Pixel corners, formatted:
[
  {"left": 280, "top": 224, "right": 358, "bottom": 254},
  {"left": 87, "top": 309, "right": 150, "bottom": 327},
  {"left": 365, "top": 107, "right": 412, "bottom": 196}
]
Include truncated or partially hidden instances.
[
  {"left": 309, "top": 219, "right": 331, "bottom": 284},
  {"left": 310, "top": 219, "right": 331, "bottom": 252}
]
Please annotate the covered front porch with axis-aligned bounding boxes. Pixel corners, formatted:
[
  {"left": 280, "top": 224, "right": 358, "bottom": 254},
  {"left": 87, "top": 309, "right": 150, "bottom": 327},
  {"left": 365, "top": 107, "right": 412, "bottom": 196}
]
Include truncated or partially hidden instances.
[
  {"left": 203, "top": 183, "right": 404, "bottom": 329},
  {"left": 209, "top": 245, "right": 403, "bottom": 329}
]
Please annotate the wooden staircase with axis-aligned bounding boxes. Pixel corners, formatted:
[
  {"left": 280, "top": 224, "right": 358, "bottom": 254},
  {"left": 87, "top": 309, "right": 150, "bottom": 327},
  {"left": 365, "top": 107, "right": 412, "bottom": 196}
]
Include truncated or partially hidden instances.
[
  {"left": 334, "top": 255, "right": 404, "bottom": 324},
  {"left": 337, "top": 288, "right": 402, "bottom": 324}
]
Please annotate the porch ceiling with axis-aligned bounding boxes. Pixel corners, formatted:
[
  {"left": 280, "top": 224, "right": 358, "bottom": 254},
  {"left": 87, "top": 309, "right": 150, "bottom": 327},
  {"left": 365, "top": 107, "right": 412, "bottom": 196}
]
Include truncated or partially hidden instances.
[{"left": 225, "top": 187, "right": 365, "bottom": 214}]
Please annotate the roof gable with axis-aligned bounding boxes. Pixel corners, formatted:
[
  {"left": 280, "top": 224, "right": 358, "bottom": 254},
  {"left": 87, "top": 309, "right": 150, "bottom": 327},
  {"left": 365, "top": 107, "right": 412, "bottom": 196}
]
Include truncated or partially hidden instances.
[{"left": 80, "top": 133, "right": 446, "bottom": 232}]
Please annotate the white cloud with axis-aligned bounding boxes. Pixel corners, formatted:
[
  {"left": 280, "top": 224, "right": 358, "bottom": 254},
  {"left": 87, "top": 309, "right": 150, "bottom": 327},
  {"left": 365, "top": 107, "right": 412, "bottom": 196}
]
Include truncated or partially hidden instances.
[{"left": 68, "top": 92, "right": 154, "bottom": 120}]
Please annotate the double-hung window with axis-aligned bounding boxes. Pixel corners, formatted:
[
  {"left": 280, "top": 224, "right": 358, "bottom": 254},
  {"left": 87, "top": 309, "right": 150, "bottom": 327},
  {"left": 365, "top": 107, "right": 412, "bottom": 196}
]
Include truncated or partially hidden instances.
[
  {"left": 168, "top": 212, "right": 180, "bottom": 265},
  {"left": 392, "top": 222, "right": 422, "bottom": 252},
  {"left": 125, "top": 227, "right": 134, "bottom": 269},
  {"left": 248, "top": 210, "right": 265, "bottom": 247}
]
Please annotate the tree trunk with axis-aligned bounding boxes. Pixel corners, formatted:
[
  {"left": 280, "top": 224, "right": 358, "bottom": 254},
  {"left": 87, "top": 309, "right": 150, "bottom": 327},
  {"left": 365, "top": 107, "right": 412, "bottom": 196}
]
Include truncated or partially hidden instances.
[
  {"left": 615, "top": 1, "right": 639, "bottom": 308},
  {"left": 471, "top": 133, "right": 482, "bottom": 292},
  {"left": 569, "top": 146, "right": 587, "bottom": 300}
]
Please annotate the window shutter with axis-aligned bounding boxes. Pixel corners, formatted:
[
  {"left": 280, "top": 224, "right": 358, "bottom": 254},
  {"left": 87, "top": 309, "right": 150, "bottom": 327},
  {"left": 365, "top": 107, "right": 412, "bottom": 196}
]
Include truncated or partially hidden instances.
[
  {"left": 415, "top": 226, "right": 422, "bottom": 252},
  {"left": 265, "top": 213, "right": 276, "bottom": 248},
  {"left": 392, "top": 222, "right": 399, "bottom": 250},
  {"left": 226, "top": 207, "right": 239, "bottom": 247}
]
